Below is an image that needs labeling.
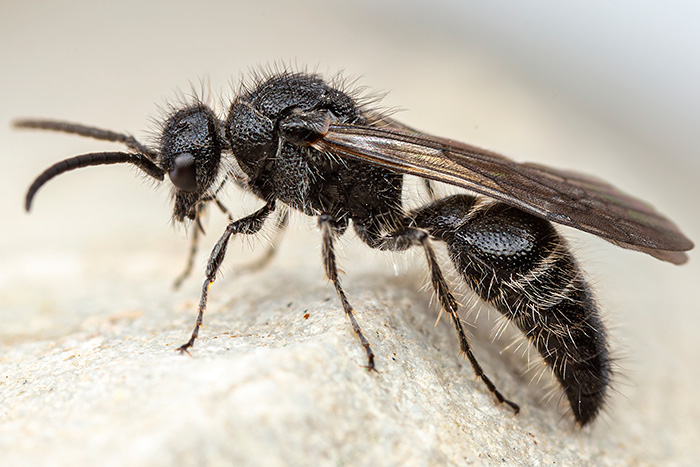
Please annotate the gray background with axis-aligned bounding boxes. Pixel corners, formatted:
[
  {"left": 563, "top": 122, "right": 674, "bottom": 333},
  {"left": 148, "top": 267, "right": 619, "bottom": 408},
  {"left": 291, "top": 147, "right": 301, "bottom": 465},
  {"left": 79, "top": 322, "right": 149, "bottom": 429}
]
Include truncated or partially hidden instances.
[{"left": 1, "top": 1, "right": 699, "bottom": 465}]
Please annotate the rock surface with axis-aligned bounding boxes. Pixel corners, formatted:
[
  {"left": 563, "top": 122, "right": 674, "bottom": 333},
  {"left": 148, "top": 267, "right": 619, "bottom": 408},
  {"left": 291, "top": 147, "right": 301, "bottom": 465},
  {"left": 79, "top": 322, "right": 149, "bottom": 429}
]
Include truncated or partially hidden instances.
[{"left": 2, "top": 221, "right": 699, "bottom": 466}]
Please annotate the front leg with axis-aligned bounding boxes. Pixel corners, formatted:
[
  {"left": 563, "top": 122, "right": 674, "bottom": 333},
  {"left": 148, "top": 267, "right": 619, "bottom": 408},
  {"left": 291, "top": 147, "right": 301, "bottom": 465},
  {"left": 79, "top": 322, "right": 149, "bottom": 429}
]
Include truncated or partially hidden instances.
[
  {"left": 173, "top": 202, "right": 206, "bottom": 290},
  {"left": 173, "top": 195, "right": 233, "bottom": 289},
  {"left": 177, "top": 202, "right": 276, "bottom": 353}
]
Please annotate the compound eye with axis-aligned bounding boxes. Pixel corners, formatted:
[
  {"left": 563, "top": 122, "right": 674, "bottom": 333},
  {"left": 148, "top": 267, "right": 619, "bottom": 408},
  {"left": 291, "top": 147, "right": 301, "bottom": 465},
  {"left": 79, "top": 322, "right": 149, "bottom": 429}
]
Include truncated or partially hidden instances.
[{"left": 168, "top": 152, "right": 197, "bottom": 192}]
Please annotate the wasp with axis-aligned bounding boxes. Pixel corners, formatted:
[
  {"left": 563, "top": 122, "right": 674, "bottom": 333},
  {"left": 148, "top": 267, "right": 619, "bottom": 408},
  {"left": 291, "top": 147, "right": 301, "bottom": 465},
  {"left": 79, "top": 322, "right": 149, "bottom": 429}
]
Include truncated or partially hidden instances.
[{"left": 17, "top": 70, "right": 693, "bottom": 426}]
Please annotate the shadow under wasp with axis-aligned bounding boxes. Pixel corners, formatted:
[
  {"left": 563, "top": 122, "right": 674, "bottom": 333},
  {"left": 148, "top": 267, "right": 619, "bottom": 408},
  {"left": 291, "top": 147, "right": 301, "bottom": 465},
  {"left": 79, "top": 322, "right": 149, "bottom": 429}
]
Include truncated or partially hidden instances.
[{"left": 16, "top": 69, "right": 693, "bottom": 426}]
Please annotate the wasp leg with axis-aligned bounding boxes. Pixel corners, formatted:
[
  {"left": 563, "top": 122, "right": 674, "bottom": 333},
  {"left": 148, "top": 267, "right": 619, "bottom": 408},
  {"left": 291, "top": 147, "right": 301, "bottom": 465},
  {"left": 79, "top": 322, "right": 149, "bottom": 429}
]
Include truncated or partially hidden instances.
[
  {"left": 177, "top": 202, "right": 276, "bottom": 353},
  {"left": 355, "top": 220, "right": 520, "bottom": 414},
  {"left": 412, "top": 195, "right": 611, "bottom": 426},
  {"left": 173, "top": 202, "right": 207, "bottom": 290},
  {"left": 211, "top": 196, "right": 233, "bottom": 221},
  {"left": 318, "top": 214, "right": 376, "bottom": 371},
  {"left": 174, "top": 201, "right": 286, "bottom": 288}
]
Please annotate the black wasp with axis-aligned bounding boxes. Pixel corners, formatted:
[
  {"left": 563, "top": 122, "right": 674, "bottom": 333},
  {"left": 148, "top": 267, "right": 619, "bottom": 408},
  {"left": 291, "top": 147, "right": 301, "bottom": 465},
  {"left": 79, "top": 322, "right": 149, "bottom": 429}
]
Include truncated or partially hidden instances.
[{"left": 17, "top": 69, "right": 693, "bottom": 426}]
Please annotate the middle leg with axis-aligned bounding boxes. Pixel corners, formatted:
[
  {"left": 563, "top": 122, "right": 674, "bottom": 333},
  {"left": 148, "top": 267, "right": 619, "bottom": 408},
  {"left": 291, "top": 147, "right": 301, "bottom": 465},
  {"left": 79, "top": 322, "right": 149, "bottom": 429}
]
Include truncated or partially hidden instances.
[{"left": 318, "top": 214, "right": 376, "bottom": 371}]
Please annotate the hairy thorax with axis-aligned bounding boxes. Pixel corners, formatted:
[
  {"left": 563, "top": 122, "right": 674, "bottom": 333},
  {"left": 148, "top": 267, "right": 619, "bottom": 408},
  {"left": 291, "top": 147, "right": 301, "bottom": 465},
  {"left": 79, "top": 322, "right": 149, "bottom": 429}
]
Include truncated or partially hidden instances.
[{"left": 225, "top": 72, "right": 402, "bottom": 223}]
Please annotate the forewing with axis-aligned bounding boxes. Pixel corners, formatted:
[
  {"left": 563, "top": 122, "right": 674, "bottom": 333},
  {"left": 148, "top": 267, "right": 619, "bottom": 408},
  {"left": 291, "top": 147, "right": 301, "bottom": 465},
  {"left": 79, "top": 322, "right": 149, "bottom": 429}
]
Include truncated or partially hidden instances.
[{"left": 314, "top": 124, "right": 693, "bottom": 264}]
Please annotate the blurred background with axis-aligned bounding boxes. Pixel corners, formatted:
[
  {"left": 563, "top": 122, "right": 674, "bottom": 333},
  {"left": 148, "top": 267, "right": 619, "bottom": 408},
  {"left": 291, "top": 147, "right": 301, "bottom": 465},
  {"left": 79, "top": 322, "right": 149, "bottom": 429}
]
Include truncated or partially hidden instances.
[{"left": 1, "top": 0, "right": 698, "bottom": 463}]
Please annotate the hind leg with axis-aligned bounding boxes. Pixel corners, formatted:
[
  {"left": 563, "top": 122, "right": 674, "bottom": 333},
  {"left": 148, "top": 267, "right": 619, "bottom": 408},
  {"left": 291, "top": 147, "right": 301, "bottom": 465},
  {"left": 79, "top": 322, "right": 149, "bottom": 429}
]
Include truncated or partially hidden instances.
[
  {"left": 412, "top": 195, "right": 611, "bottom": 425},
  {"left": 354, "top": 218, "right": 519, "bottom": 414}
]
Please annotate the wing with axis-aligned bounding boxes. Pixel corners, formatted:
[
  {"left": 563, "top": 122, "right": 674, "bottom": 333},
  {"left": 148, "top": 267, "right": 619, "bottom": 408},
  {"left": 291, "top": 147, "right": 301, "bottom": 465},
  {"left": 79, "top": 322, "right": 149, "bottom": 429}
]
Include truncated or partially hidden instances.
[{"left": 313, "top": 124, "right": 693, "bottom": 264}]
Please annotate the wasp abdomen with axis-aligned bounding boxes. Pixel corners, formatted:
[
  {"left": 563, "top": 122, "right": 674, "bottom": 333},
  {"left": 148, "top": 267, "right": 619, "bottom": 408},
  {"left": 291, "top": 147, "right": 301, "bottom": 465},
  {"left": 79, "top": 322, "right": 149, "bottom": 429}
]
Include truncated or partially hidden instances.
[{"left": 413, "top": 195, "right": 611, "bottom": 425}]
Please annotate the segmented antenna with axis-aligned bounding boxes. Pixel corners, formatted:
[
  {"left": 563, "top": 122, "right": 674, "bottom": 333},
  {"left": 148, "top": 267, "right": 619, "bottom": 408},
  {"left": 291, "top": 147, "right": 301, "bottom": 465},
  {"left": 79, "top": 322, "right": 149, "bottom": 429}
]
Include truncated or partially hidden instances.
[
  {"left": 14, "top": 119, "right": 158, "bottom": 159},
  {"left": 24, "top": 152, "right": 165, "bottom": 211},
  {"left": 15, "top": 119, "right": 165, "bottom": 211}
]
